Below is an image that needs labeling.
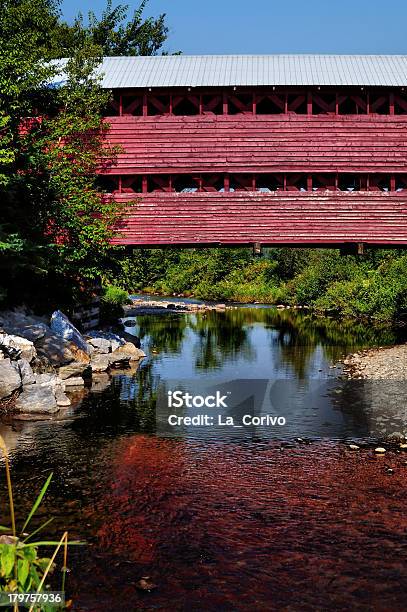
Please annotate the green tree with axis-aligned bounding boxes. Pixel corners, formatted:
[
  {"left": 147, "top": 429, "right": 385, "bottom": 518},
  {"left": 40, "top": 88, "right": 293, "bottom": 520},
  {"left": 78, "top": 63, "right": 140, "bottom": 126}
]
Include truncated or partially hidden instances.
[{"left": 53, "top": 0, "right": 170, "bottom": 57}]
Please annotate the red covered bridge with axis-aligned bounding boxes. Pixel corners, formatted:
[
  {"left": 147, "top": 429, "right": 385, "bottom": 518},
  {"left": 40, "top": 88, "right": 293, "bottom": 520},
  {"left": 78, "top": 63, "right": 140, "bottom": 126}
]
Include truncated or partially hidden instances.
[{"left": 95, "top": 55, "right": 407, "bottom": 247}]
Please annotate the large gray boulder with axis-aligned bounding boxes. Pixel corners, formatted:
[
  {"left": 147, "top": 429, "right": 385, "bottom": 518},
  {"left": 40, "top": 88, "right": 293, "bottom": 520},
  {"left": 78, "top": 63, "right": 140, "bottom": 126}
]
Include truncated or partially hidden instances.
[
  {"left": 35, "top": 333, "right": 75, "bottom": 366},
  {"left": 50, "top": 311, "right": 89, "bottom": 354},
  {"left": 0, "top": 359, "right": 21, "bottom": 400},
  {"left": 114, "top": 343, "right": 146, "bottom": 361},
  {"left": 0, "top": 334, "right": 36, "bottom": 362},
  {"left": 15, "top": 385, "right": 58, "bottom": 414}
]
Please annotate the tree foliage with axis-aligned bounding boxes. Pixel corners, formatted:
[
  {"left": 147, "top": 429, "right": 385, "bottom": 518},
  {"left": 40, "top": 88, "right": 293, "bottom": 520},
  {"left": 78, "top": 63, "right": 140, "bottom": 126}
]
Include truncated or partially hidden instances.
[{"left": 52, "top": 0, "right": 170, "bottom": 57}]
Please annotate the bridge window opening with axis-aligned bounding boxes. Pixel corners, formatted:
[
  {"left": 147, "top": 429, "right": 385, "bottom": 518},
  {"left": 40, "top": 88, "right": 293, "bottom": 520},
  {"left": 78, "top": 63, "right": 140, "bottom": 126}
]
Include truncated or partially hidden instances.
[
  {"left": 172, "top": 96, "right": 200, "bottom": 116},
  {"left": 338, "top": 96, "right": 358, "bottom": 115},
  {"left": 102, "top": 94, "right": 120, "bottom": 117},
  {"left": 201, "top": 175, "right": 225, "bottom": 192},
  {"left": 122, "top": 95, "right": 143, "bottom": 116},
  {"left": 202, "top": 94, "right": 223, "bottom": 114},
  {"left": 286, "top": 175, "right": 308, "bottom": 191},
  {"left": 256, "top": 174, "right": 284, "bottom": 192},
  {"left": 229, "top": 175, "right": 253, "bottom": 191},
  {"left": 95, "top": 175, "right": 119, "bottom": 193},
  {"left": 287, "top": 94, "right": 307, "bottom": 114},
  {"left": 369, "top": 93, "right": 390, "bottom": 115},
  {"left": 312, "top": 175, "right": 336, "bottom": 191},
  {"left": 173, "top": 175, "right": 200, "bottom": 192},
  {"left": 147, "top": 95, "right": 170, "bottom": 115},
  {"left": 148, "top": 175, "right": 172, "bottom": 192},
  {"left": 312, "top": 93, "right": 336, "bottom": 115},
  {"left": 394, "top": 93, "right": 407, "bottom": 115},
  {"left": 368, "top": 175, "right": 391, "bottom": 192},
  {"left": 228, "top": 94, "right": 253, "bottom": 115},
  {"left": 256, "top": 95, "right": 285, "bottom": 114},
  {"left": 121, "top": 176, "right": 143, "bottom": 193},
  {"left": 338, "top": 175, "right": 361, "bottom": 191},
  {"left": 395, "top": 176, "right": 407, "bottom": 191}
]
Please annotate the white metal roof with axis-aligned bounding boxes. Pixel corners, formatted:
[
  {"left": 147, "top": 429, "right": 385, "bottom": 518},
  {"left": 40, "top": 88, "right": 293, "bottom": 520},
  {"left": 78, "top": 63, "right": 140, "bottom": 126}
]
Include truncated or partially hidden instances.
[{"left": 53, "top": 55, "right": 407, "bottom": 89}]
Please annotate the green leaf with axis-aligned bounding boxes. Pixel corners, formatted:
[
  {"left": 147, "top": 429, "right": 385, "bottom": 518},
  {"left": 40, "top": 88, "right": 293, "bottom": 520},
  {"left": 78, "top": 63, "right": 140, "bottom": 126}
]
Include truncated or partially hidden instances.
[
  {"left": 17, "top": 557, "right": 29, "bottom": 587},
  {"left": 1, "top": 546, "right": 15, "bottom": 577},
  {"left": 0, "top": 526, "right": 11, "bottom": 532},
  {"left": 21, "top": 472, "right": 53, "bottom": 534}
]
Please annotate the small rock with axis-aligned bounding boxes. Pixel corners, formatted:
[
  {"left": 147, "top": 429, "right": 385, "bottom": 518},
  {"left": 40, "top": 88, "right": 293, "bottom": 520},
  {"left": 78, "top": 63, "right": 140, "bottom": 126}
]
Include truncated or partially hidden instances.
[
  {"left": 68, "top": 342, "right": 91, "bottom": 364},
  {"left": 385, "top": 467, "right": 394, "bottom": 474},
  {"left": 87, "top": 337, "right": 111, "bottom": 354},
  {"left": 15, "top": 385, "right": 58, "bottom": 414},
  {"left": 114, "top": 342, "right": 146, "bottom": 361},
  {"left": 64, "top": 377, "right": 85, "bottom": 387},
  {"left": 399, "top": 443, "right": 407, "bottom": 450},
  {"left": 90, "top": 354, "right": 110, "bottom": 373},
  {"left": 16, "top": 359, "right": 36, "bottom": 386},
  {"left": 135, "top": 577, "right": 157, "bottom": 592},
  {"left": 122, "top": 320, "right": 137, "bottom": 327},
  {"left": 58, "top": 362, "right": 90, "bottom": 380},
  {"left": 349, "top": 444, "right": 360, "bottom": 450},
  {"left": 108, "top": 353, "right": 131, "bottom": 368},
  {"left": 0, "top": 358, "right": 21, "bottom": 399},
  {"left": 55, "top": 391, "right": 71, "bottom": 407},
  {"left": 375, "top": 447, "right": 387, "bottom": 454}
]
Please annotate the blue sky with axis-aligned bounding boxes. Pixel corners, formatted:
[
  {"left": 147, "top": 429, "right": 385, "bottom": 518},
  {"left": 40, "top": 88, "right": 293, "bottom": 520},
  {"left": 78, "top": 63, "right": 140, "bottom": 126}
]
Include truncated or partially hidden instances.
[{"left": 61, "top": 0, "right": 407, "bottom": 55}]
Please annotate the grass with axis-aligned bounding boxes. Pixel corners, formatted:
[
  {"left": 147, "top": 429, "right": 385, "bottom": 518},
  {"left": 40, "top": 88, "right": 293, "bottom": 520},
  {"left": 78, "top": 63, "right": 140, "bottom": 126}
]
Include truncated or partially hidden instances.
[{"left": 0, "top": 435, "right": 83, "bottom": 611}]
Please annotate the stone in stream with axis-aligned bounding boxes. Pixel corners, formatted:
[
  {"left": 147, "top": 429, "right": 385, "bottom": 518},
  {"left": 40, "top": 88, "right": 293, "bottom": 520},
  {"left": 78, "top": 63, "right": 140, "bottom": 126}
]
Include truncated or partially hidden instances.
[
  {"left": 55, "top": 390, "right": 71, "bottom": 407},
  {"left": 50, "top": 310, "right": 89, "bottom": 354},
  {"left": 58, "top": 362, "right": 91, "bottom": 380},
  {"left": 0, "top": 333, "right": 36, "bottom": 362},
  {"left": 90, "top": 354, "right": 110, "bottom": 373},
  {"left": 0, "top": 359, "right": 21, "bottom": 400},
  {"left": 87, "top": 337, "right": 111, "bottom": 354},
  {"left": 113, "top": 342, "right": 146, "bottom": 361},
  {"left": 15, "top": 385, "right": 58, "bottom": 414},
  {"left": 375, "top": 447, "right": 387, "bottom": 454},
  {"left": 64, "top": 376, "right": 85, "bottom": 387},
  {"left": 16, "top": 359, "right": 36, "bottom": 386},
  {"left": 35, "top": 332, "right": 75, "bottom": 366}
]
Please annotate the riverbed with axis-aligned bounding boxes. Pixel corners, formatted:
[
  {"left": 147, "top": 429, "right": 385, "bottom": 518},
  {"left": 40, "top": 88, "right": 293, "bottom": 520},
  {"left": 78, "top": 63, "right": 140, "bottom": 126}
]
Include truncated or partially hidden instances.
[{"left": 0, "top": 307, "right": 406, "bottom": 610}]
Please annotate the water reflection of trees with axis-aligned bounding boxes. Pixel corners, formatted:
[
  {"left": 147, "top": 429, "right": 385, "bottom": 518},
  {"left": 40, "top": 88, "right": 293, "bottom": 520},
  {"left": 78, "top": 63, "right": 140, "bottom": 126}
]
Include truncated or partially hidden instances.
[
  {"left": 136, "top": 314, "right": 188, "bottom": 353},
  {"left": 190, "top": 311, "right": 254, "bottom": 369},
  {"left": 132, "top": 308, "right": 398, "bottom": 378}
]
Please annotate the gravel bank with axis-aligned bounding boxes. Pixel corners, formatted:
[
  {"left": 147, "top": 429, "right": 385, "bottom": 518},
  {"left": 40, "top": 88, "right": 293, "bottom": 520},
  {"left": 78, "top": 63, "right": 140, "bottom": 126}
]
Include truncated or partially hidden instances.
[{"left": 343, "top": 344, "right": 407, "bottom": 380}]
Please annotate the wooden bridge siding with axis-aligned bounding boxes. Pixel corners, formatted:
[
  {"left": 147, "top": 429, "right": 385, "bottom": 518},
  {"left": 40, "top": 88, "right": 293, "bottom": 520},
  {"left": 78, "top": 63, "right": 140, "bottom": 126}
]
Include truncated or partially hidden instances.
[
  {"left": 104, "top": 115, "right": 407, "bottom": 174},
  {"left": 111, "top": 192, "right": 407, "bottom": 246}
]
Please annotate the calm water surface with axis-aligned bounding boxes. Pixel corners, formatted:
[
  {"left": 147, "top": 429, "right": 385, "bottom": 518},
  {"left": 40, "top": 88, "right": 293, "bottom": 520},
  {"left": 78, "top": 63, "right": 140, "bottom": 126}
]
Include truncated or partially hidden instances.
[{"left": 0, "top": 308, "right": 406, "bottom": 611}]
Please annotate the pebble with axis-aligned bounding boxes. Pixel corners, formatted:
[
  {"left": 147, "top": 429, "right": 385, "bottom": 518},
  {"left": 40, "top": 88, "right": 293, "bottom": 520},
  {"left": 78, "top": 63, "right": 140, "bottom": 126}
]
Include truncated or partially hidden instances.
[
  {"left": 349, "top": 444, "right": 360, "bottom": 450},
  {"left": 374, "top": 447, "right": 386, "bottom": 454}
]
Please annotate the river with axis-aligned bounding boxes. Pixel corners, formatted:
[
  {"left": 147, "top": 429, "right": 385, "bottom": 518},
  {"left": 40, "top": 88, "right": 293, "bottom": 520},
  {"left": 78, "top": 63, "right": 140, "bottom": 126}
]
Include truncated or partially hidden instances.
[{"left": 0, "top": 307, "right": 406, "bottom": 611}]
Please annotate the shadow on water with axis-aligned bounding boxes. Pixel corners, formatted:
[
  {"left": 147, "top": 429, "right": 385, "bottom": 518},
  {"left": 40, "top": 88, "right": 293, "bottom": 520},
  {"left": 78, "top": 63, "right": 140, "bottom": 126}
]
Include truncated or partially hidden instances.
[{"left": 0, "top": 307, "right": 406, "bottom": 610}]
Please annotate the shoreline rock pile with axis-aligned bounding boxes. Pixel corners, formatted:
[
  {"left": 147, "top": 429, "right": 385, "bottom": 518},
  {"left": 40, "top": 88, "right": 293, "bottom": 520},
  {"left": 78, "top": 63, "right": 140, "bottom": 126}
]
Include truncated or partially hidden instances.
[{"left": 0, "top": 309, "right": 145, "bottom": 418}]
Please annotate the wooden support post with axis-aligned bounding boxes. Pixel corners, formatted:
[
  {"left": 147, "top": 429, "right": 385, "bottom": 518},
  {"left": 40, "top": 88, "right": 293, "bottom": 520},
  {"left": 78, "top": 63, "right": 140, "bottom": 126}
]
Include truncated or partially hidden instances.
[
  {"left": 143, "top": 93, "right": 148, "bottom": 116},
  {"left": 118, "top": 176, "right": 122, "bottom": 193},
  {"left": 119, "top": 94, "right": 123, "bottom": 117},
  {"left": 252, "top": 92, "right": 257, "bottom": 115},
  {"left": 307, "top": 91, "right": 313, "bottom": 115},
  {"left": 223, "top": 92, "right": 228, "bottom": 115},
  {"left": 307, "top": 175, "right": 313, "bottom": 192},
  {"left": 253, "top": 242, "right": 262, "bottom": 256},
  {"left": 199, "top": 94, "right": 203, "bottom": 115},
  {"left": 224, "top": 174, "right": 230, "bottom": 192},
  {"left": 142, "top": 176, "right": 148, "bottom": 194},
  {"left": 390, "top": 175, "right": 396, "bottom": 192},
  {"left": 389, "top": 92, "right": 395, "bottom": 116}
]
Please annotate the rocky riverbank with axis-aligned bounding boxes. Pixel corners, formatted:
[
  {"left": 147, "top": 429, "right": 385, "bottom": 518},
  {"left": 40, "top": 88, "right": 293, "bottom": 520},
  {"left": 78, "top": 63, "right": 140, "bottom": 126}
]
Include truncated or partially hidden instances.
[
  {"left": 342, "top": 343, "right": 407, "bottom": 380},
  {"left": 0, "top": 309, "right": 145, "bottom": 419},
  {"left": 124, "top": 298, "right": 230, "bottom": 316}
]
